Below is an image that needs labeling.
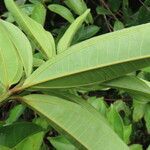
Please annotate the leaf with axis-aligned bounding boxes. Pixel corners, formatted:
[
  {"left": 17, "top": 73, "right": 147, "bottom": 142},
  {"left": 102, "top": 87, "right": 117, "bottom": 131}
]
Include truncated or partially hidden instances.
[
  {"left": 4, "top": 0, "right": 56, "bottom": 59},
  {"left": 108, "top": 0, "right": 122, "bottom": 12},
  {"left": 114, "top": 20, "right": 124, "bottom": 31},
  {"left": 106, "top": 105, "right": 124, "bottom": 139},
  {"left": 1, "top": 20, "right": 33, "bottom": 77},
  {"left": 48, "top": 4, "right": 75, "bottom": 23},
  {"left": 144, "top": 104, "right": 150, "bottom": 133},
  {"left": 64, "top": 0, "right": 93, "bottom": 24},
  {"left": 57, "top": 10, "right": 90, "bottom": 53},
  {"left": 22, "top": 94, "right": 129, "bottom": 150},
  {"left": 23, "top": 23, "right": 150, "bottom": 89},
  {"left": 72, "top": 25, "right": 100, "bottom": 44},
  {"left": 129, "top": 144, "right": 143, "bottom": 150},
  {"left": 0, "top": 122, "right": 43, "bottom": 148},
  {"left": 33, "top": 57, "right": 45, "bottom": 67},
  {"left": 88, "top": 97, "right": 108, "bottom": 116},
  {"left": 0, "top": 145, "right": 10, "bottom": 150},
  {"left": 6, "top": 104, "right": 25, "bottom": 125},
  {"left": 96, "top": 6, "right": 111, "bottom": 15},
  {"left": 123, "top": 125, "right": 132, "bottom": 144},
  {"left": 133, "top": 99, "right": 146, "bottom": 122},
  {"left": 48, "top": 136, "right": 76, "bottom": 150},
  {"left": 102, "top": 75, "right": 150, "bottom": 99},
  {"left": 0, "top": 20, "right": 20, "bottom": 87},
  {"left": 14, "top": 132, "right": 44, "bottom": 150},
  {"left": 31, "top": 3, "right": 46, "bottom": 26}
]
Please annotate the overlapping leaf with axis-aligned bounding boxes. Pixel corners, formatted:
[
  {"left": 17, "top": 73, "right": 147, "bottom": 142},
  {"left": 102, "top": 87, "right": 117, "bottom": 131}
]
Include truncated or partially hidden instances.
[
  {"left": 23, "top": 23, "right": 150, "bottom": 89},
  {"left": 22, "top": 94, "right": 129, "bottom": 150},
  {"left": 1, "top": 20, "right": 33, "bottom": 77},
  {"left": 0, "top": 21, "right": 20, "bottom": 87},
  {"left": 4, "top": 0, "right": 55, "bottom": 59}
]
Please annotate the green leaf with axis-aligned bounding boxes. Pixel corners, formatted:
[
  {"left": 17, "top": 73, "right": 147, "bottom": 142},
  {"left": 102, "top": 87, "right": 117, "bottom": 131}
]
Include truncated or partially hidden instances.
[
  {"left": 102, "top": 75, "right": 150, "bottom": 99},
  {"left": 88, "top": 97, "right": 108, "bottom": 116},
  {"left": 0, "top": 122, "right": 43, "bottom": 148},
  {"left": 72, "top": 25, "right": 100, "bottom": 44},
  {"left": 6, "top": 104, "right": 25, "bottom": 125},
  {"left": 48, "top": 4, "right": 75, "bottom": 23},
  {"left": 31, "top": 3, "right": 46, "bottom": 26},
  {"left": 123, "top": 125, "right": 132, "bottom": 144},
  {"left": 57, "top": 9, "right": 90, "bottom": 53},
  {"left": 1, "top": 20, "right": 33, "bottom": 77},
  {"left": 64, "top": 0, "right": 93, "bottom": 24},
  {"left": 0, "top": 20, "right": 21, "bottom": 87},
  {"left": 96, "top": 6, "right": 111, "bottom": 15},
  {"left": 108, "top": 0, "right": 122, "bottom": 12},
  {"left": 48, "top": 136, "right": 76, "bottom": 150},
  {"left": 22, "top": 94, "right": 129, "bottom": 150},
  {"left": 23, "top": 23, "right": 150, "bottom": 89},
  {"left": 14, "top": 132, "right": 44, "bottom": 150},
  {"left": 114, "top": 20, "right": 124, "bottom": 31},
  {"left": 0, "top": 145, "right": 10, "bottom": 150},
  {"left": 144, "top": 104, "right": 150, "bottom": 133},
  {"left": 4, "top": 0, "right": 56, "bottom": 59},
  {"left": 133, "top": 99, "right": 146, "bottom": 122},
  {"left": 129, "top": 144, "right": 143, "bottom": 150},
  {"left": 106, "top": 105, "right": 124, "bottom": 139},
  {"left": 33, "top": 57, "right": 45, "bottom": 67}
]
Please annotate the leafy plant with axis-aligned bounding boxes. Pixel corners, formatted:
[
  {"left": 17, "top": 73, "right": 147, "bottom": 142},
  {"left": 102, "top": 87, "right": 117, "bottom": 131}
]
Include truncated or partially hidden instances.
[{"left": 0, "top": 0, "right": 150, "bottom": 149}]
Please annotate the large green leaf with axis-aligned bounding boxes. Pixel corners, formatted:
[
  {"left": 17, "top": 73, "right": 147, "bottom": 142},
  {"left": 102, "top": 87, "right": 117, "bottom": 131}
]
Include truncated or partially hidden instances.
[
  {"left": 22, "top": 94, "right": 129, "bottom": 150},
  {"left": 0, "top": 21, "right": 20, "bottom": 87},
  {"left": 48, "top": 4, "right": 75, "bottom": 23},
  {"left": 57, "top": 10, "right": 90, "bottom": 53},
  {"left": 4, "top": 0, "right": 55, "bottom": 59},
  {"left": 1, "top": 20, "right": 33, "bottom": 77},
  {"left": 0, "top": 122, "right": 43, "bottom": 148},
  {"left": 23, "top": 23, "right": 150, "bottom": 89}
]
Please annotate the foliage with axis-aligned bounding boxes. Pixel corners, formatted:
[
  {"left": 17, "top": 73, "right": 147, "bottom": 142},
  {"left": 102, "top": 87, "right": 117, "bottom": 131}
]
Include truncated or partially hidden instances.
[{"left": 0, "top": 0, "right": 150, "bottom": 149}]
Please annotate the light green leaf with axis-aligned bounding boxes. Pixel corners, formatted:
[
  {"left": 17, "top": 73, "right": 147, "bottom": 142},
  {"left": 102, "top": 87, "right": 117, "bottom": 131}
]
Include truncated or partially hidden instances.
[
  {"left": 0, "top": 145, "right": 10, "bottom": 150},
  {"left": 129, "top": 144, "right": 143, "bottom": 150},
  {"left": 22, "top": 94, "right": 129, "bottom": 150},
  {"left": 106, "top": 105, "right": 124, "bottom": 139},
  {"left": 4, "top": 0, "right": 55, "bottom": 59},
  {"left": 102, "top": 75, "right": 150, "bottom": 99},
  {"left": 23, "top": 23, "right": 150, "bottom": 89},
  {"left": 123, "top": 125, "right": 132, "bottom": 144},
  {"left": 31, "top": 3, "right": 46, "bottom": 26},
  {"left": 6, "top": 104, "right": 26, "bottom": 125},
  {"left": 114, "top": 20, "right": 124, "bottom": 31},
  {"left": 0, "top": 20, "right": 20, "bottom": 87},
  {"left": 0, "top": 122, "right": 43, "bottom": 148},
  {"left": 64, "top": 0, "right": 93, "bottom": 24},
  {"left": 88, "top": 97, "right": 108, "bottom": 116},
  {"left": 144, "top": 104, "right": 150, "bottom": 133},
  {"left": 33, "top": 57, "right": 45, "bottom": 67},
  {"left": 57, "top": 9, "right": 90, "bottom": 53},
  {"left": 133, "top": 99, "right": 146, "bottom": 122},
  {"left": 1, "top": 20, "right": 33, "bottom": 77},
  {"left": 14, "top": 132, "right": 44, "bottom": 150},
  {"left": 48, "top": 136, "right": 76, "bottom": 150},
  {"left": 48, "top": 4, "right": 75, "bottom": 23}
]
